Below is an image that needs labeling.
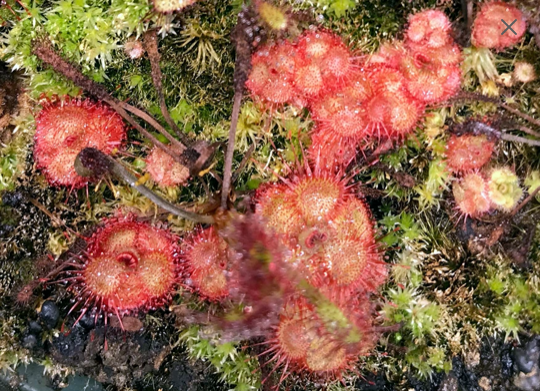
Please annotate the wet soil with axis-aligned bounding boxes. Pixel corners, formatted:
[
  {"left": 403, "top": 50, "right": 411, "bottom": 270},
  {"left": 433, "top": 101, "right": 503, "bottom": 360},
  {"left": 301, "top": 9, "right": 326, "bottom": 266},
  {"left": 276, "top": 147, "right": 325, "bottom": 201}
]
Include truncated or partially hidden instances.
[
  {"left": 45, "top": 320, "right": 225, "bottom": 391},
  {"left": 353, "top": 336, "right": 524, "bottom": 391}
]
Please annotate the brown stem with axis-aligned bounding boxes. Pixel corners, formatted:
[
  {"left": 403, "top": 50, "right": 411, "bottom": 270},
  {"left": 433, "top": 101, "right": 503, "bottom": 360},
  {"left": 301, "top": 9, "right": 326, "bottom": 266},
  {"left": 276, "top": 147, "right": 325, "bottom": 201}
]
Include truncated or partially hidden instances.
[
  {"left": 500, "top": 133, "right": 540, "bottom": 147},
  {"left": 455, "top": 91, "right": 540, "bottom": 129},
  {"left": 105, "top": 100, "right": 199, "bottom": 166},
  {"left": 503, "top": 125, "right": 540, "bottom": 139},
  {"left": 220, "top": 92, "right": 243, "bottom": 209},
  {"left": 121, "top": 102, "right": 186, "bottom": 152},
  {"left": 461, "top": 0, "right": 474, "bottom": 45},
  {"left": 466, "top": 120, "right": 540, "bottom": 147},
  {"left": 500, "top": 103, "right": 540, "bottom": 129},
  {"left": 142, "top": 29, "right": 189, "bottom": 144},
  {"left": 218, "top": 5, "right": 256, "bottom": 209},
  {"left": 26, "top": 197, "right": 81, "bottom": 237},
  {"left": 510, "top": 186, "right": 540, "bottom": 218},
  {"left": 76, "top": 148, "right": 214, "bottom": 224},
  {"left": 231, "top": 143, "right": 255, "bottom": 185}
]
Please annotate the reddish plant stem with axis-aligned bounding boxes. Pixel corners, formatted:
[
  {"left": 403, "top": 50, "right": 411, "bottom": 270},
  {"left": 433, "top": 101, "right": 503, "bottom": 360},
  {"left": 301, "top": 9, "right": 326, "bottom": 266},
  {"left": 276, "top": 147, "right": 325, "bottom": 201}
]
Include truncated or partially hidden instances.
[
  {"left": 470, "top": 121, "right": 540, "bottom": 147},
  {"left": 510, "top": 186, "right": 540, "bottom": 218},
  {"left": 500, "top": 102, "right": 540, "bottom": 129},
  {"left": 514, "top": 125, "right": 540, "bottom": 139},
  {"left": 220, "top": 5, "right": 255, "bottom": 209},
  {"left": 455, "top": 91, "right": 540, "bottom": 129},
  {"left": 76, "top": 148, "right": 214, "bottom": 224},
  {"left": 142, "top": 29, "right": 189, "bottom": 144},
  {"left": 122, "top": 102, "right": 186, "bottom": 153},
  {"left": 105, "top": 100, "right": 198, "bottom": 166},
  {"left": 221, "top": 92, "right": 243, "bottom": 209}
]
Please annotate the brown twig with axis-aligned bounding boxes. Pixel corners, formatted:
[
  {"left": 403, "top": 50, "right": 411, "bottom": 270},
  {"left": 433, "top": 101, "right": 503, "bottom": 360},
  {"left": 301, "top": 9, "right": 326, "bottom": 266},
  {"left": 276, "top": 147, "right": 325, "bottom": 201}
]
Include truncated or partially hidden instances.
[
  {"left": 510, "top": 186, "right": 540, "bottom": 218},
  {"left": 500, "top": 133, "right": 540, "bottom": 146},
  {"left": 231, "top": 143, "right": 255, "bottom": 185},
  {"left": 142, "top": 29, "right": 190, "bottom": 144},
  {"left": 467, "top": 120, "right": 540, "bottom": 146},
  {"left": 221, "top": 93, "right": 243, "bottom": 208},
  {"left": 75, "top": 148, "right": 214, "bottom": 224},
  {"left": 121, "top": 102, "right": 186, "bottom": 152},
  {"left": 506, "top": 125, "right": 540, "bottom": 139},
  {"left": 461, "top": 0, "right": 474, "bottom": 45},
  {"left": 455, "top": 91, "right": 540, "bottom": 129},
  {"left": 499, "top": 102, "right": 540, "bottom": 129},
  {"left": 105, "top": 100, "right": 200, "bottom": 166},
  {"left": 220, "top": 6, "right": 256, "bottom": 209},
  {"left": 26, "top": 198, "right": 79, "bottom": 236}
]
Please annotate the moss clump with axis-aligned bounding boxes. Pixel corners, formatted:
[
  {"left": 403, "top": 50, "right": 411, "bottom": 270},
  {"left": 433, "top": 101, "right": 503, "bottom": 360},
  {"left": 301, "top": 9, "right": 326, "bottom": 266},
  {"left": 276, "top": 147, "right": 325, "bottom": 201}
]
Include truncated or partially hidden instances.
[{"left": 178, "top": 325, "right": 261, "bottom": 390}]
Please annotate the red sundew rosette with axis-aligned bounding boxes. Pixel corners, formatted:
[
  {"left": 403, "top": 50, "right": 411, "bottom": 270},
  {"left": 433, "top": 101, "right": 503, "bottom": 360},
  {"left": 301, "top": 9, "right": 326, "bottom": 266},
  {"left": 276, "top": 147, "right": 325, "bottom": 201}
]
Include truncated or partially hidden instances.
[
  {"left": 294, "top": 30, "right": 354, "bottom": 100},
  {"left": 299, "top": 197, "right": 386, "bottom": 294},
  {"left": 34, "top": 96, "right": 126, "bottom": 188},
  {"left": 362, "top": 88, "right": 424, "bottom": 139},
  {"left": 371, "top": 35, "right": 462, "bottom": 105},
  {"left": 445, "top": 134, "right": 495, "bottom": 173},
  {"left": 403, "top": 10, "right": 463, "bottom": 103},
  {"left": 75, "top": 215, "right": 180, "bottom": 317},
  {"left": 255, "top": 168, "right": 386, "bottom": 297},
  {"left": 145, "top": 146, "right": 190, "bottom": 187},
  {"left": 307, "top": 128, "right": 358, "bottom": 171},
  {"left": 371, "top": 42, "right": 461, "bottom": 105},
  {"left": 452, "top": 172, "right": 492, "bottom": 218},
  {"left": 368, "top": 66, "right": 409, "bottom": 95},
  {"left": 361, "top": 66, "right": 425, "bottom": 139},
  {"left": 306, "top": 70, "right": 373, "bottom": 168},
  {"left": 401, "top": 57, "right": 462, "bottom": 104},
  {"left": 246, "top": 40, "right": 298, "bottom": 105},
  {"left": 411, "top": 42, "right": 462, "bottom": 68},
  {"left": 329, "top": 198, "right": 387, "bottom": 292},
  {"left": 310, "top": 90, "right": 368, "bottom": 140},
  {"left": 254, "top": 183, "right": 304, "bottom": 238},
  {"left": 472, "top": 1, "right": 527, "bottom": 50},
  {"left": 266, "top": 293, "right": 379, "bottom": 379},
  {"left": 367, "top": 41, "right": 406, "bottom": 69},
  {"left": 405, "top": 10, "right": 462, "bottom": 67},
  {"left": 406, "top": 9, "right": 453, "bottom": 51},
  {"left": 293, "top": 56, "right": 326, "bottom": 100},
  {"left": 180, "top": 226, "right": 230, "bottom": 301}
]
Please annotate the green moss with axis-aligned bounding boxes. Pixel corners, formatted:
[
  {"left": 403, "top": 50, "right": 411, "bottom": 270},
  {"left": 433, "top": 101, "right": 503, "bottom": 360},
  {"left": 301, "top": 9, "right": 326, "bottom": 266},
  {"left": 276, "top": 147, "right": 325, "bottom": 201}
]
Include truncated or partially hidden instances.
[
  {"left": 178, "top": 325, "right": 261, "bottom": 391},
  {"left": 0, "top": 313, "right": 30, "bottom": 371},
  {"left": 0, "top": 111, "right": 33, "bottom": 192}
]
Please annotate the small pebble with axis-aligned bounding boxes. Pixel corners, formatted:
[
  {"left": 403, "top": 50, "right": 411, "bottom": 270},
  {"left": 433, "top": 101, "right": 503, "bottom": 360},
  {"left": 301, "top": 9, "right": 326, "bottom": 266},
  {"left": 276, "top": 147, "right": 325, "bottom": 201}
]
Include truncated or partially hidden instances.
[
  {"left": 109, "top": 316, "right": 143, "bottom": 332},
  {"left": 1, "top": 191, "right": 23, "bottom": 207},
  {"left": 466, "top": 350, "right": 481, "bottom": 367},
  {"left": 28, "top": 320, "right": 42, "bottom": 335},
  {"left": 78, "top": 312, "right": 95, "bottom": 330},
  {"left": 438, "top": 373, "right": 458, "bottom": 391},
  {"left": 39, "top": 300, "right": 59, "bottom": 329},
  {"left": 515, "top": 339, "right": 540, "bottom": 374},
  {"left": 515, "top": 367, "right": 540, "bottom": 391},
  {"left": 479, "top": 376, "right": 491, "bottom": 391},
  {"left": 21, "top": 334, "right": 38, "bottom": 349}
]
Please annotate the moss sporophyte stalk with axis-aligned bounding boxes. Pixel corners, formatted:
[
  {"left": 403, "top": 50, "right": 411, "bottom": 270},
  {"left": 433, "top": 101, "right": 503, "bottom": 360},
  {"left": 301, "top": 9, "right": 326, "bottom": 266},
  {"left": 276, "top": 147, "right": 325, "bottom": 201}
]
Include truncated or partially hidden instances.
[{"left": 2, "top": 0, "right": 540, "bottom": 390}]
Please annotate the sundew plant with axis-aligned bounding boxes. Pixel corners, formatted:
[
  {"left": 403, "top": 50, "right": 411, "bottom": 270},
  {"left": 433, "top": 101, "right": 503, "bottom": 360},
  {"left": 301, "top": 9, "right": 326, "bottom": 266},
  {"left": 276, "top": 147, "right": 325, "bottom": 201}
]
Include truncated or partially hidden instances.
[{"left": 1, "top": 0, "right": 540, "bottom": 390}]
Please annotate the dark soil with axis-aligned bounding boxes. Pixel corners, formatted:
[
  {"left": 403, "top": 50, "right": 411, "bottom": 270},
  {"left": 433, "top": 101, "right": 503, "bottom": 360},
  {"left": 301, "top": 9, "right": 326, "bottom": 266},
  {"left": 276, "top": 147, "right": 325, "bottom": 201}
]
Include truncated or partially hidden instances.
[{"left": 44, "top": 318, "right": 226, "bottom": 391}]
